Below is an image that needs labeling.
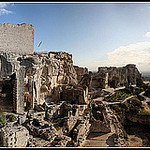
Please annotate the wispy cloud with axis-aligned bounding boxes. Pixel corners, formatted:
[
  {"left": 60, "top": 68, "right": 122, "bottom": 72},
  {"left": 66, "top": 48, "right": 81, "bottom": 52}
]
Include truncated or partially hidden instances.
[
  {"left": 145, "top": 32, "right": 150, "bottom": 38},
  {"left": 96, "top": 42, "right": 150, "bottom": 72},
  {"left": 0, "top": 8, "right": 13, "bottom": 15},
  {"left": 0, "top": 3, "right": 7, "bottom": 8},
  {"left": 0, "top": 3, "right": 13, "bottom": 16}
]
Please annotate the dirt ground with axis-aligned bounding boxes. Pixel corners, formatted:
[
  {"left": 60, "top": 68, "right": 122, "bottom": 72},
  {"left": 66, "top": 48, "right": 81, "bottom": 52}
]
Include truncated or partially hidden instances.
[
  {"left": 81, "top": 132, "right": 116, "bottom": 147},
  {"left": 82, "top": 121, "right": 150, "bottom": 147}
]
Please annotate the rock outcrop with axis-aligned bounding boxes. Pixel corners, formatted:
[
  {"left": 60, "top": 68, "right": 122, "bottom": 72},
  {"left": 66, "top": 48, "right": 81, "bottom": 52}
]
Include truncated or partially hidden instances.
[
  {"left": 98, "top": 64, "right": 141, "bottom": 87},
  {"left": 91, "top": 64, "right": 141, "bottom": 89},
  {"left": 90, "top": 102, "right": 111, "bottom": 133},
  {"left": 0, "top": 122, "right": 29, "bottom": 147},
  {"left": 74, "top": 66, "right": 92, "bottom": 88},
  {"left": 74, "top": 66, "right": 88, "bottom": 83},
  {"left": 0, "top": 51, "right": 78, "bottom": 113}
]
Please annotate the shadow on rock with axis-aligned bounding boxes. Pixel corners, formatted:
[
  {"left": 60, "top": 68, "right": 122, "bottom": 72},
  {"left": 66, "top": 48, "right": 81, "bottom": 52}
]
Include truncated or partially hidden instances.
[
  {"left": 106, "top": 133, "right": 117, "bottom": 147},
  {"left": 87, "top": 132, "right": 109, "bottom": 139}
]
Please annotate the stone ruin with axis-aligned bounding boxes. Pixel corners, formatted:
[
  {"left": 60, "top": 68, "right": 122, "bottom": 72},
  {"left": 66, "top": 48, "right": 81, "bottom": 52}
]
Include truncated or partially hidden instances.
[
  {"left": 90, "top": 64, "right": 141, "bottom": 90},
  {"left": 0, "top": 23, "right": 34, "bottom": 55},
  {"left": 0, "top": 23, "right": 143, "bottom": 147},
  {"left": 0, "top": 23, "right": 92, "bottom": 147}
]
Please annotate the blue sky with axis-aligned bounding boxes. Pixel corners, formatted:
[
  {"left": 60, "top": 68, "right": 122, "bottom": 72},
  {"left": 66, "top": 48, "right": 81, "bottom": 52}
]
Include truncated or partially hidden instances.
[{"left": 1, "top": 2, "right": 150, "bottom": 72}]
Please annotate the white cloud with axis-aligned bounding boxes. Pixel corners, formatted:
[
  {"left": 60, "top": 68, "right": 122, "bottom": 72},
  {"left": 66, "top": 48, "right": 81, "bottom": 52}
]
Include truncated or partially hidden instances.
[
  {"left": 0, "top": 3, "right": 7, "bottom": 8},
  {"left": 97, "top": 42, "right": 150, "bottom": 72},
  {"left": 0, "top": 3, "right": 13, "bottom": 16},
  {"left": 145, "top": 32, "right": 150, "bottom": 38},
  {"left": 0, "top": 8, "right": 12, "bottom": 16}
]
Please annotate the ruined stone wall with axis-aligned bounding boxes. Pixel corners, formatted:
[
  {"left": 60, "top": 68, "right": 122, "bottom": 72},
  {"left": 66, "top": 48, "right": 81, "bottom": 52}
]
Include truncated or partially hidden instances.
[
  {"left": 0, "top": 123, "right": 29, "bottom": 147},
  {"left": 0, "top": 51, "right": 79, "bottom": 113},
  {"left": 61, "top": 86, "right": 88, "bottom": 104},
  {"left": 15, "top": 67, "right": 25, "bottom": 114},
  {"left": 23, "top": 52, "right": 78, "bottom": 107},
  {"left": 0, "top": 23, "right": 34, "bottom": 55},
  {"left": 74, "top": 66, "right": 88, "bottom": 83},
  {"left": 91, "top": 72, "right": 108, "bottom": 89},
  {"left": 0, "top": 52, "right": 20, "bottom": 77},
  {"left": 97, "top": 64, "right": 141, "bottom": 88}
]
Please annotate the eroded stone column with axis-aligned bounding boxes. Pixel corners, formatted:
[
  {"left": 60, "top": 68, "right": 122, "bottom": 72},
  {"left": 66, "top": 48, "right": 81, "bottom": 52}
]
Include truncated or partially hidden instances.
[{"left": 15, "top": 66, "right": 25, "bottom": 114}]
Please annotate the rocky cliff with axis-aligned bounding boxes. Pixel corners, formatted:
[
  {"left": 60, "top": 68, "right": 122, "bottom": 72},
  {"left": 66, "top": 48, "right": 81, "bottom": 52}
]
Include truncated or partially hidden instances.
[
  {"left": 74, "top": 66, "right": 88, "bottom": 83},
  {"left": 99, "top": 64, "right": 141, "bottom": 86},
  {"left": 92, "top": 64, "right": 141, "bottom": 89},
  {"left": 0, "top": 51, "right": 78, "bottom": 111}
]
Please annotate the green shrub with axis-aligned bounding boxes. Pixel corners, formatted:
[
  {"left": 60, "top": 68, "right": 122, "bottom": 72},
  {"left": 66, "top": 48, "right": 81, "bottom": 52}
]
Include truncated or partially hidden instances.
[
  {"left": 6, "top": 114, "right": 17, "bottom": 122},
  {"left": 104, "top": 90, "right": 131, "bottom": 102},
  {"left": 138, "top": 108, "right": 150, "bottom": 116}
]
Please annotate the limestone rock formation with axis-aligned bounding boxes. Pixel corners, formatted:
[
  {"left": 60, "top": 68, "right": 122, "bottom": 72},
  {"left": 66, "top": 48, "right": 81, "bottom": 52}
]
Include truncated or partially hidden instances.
[
  {"left": 91, "top": 71, "right": 108, "bottom": 89},
  {"left": 74, "top": 66, "right": 88, "bottom": 83},
  {"left": 90, "top": 102, "right": 111, "bottom": 133},
  {"left": 74, "top": 66, "right": 92, "bottom": 88},
  {"left": 91, "top": 64, "right": 142, "bottom": 89},
  {"left": 0, "top": 122, "right": 29, "bottom": 147},
  {"left": 98, "top": 64, "right": 141, "bottom": 87},
  {"left": 0, "top": 51, "right": 78, "bottom": 113}
]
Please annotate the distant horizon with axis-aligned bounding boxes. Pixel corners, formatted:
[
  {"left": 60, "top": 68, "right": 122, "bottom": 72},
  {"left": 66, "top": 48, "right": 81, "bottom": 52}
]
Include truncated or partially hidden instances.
[
  {"left": 1, "top": 2, "right": 150, "bottom": 72},
  {"left": 34, "top": 50, "right": 148, "bottom": 73},
  {"left": 35, "top": 50, "right": 142, "bottom": 72}
]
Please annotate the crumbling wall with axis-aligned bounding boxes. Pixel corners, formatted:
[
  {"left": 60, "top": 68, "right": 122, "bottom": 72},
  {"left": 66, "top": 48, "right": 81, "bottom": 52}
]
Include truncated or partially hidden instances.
[
  {"left": 61, "top": 85, "right": 89, "bottom": 104},
  {"left": 73, "top": 116, "right": 91, "bottom": 147},
  {"left": 74, "top": 66, "right": 88, "bottom": 83},
  {"left": 0, "top": 52, "right": 20, "bottom": 77},
  {"left": 98, "top": 64, "right": 141, "bottom": 86},
  {"left": 93, "top": 64, "right": 141, "bottom": 88},
  {"left": 16, "top": 67, "right": 25, "bottom": 114},
  {"left": 0, "top": 23, "right": 34, "bottom": 55},
  {"left": 13, "top": 67, "right": 25, "bottom": 114},
  {"left": 91, "top": 71, "right": 108, "bottom": 89},
  {"left": 0, "top": 123, "right": 29, "bottom": 147}
]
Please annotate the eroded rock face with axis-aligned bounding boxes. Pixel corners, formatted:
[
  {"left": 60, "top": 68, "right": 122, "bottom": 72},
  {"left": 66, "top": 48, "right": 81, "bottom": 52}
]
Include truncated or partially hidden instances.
[
  {"left": 98, "top": 64, "right": 141, "bottom": 87},
  {"left": 0, "top": 51, "right": 78, "bottom": 112},
  {"left": 74, "top": 66, "right": 92, "bottom": 88},
  {"left": 91, "top": 71, "right": 108, "bottom": 89},
  {"left": 0, "top": 52, "right": 20, "bottom": 77},
  {"left": 23, "top": 52, "right": 78, "bottom": 107},
  {"left": 73, "top": 117, "right": 91, "bottom": 147},
  {"left": 90, "top": 102, "right": 111, "bottom": 133},
  {"left": 0, "top": 122, "right": 29, "bottom": 147},
  {"left": 91, "top": 64, "right": 141, "bottom": 89},
  {"left": 74, "top": 66, "right": 88, "bottom": 83}
]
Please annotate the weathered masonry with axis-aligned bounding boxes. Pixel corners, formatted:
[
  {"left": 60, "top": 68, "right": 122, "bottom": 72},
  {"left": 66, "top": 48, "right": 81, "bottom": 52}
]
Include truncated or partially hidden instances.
[
  {"left": 0, "top": 23, "right": 34, "bottom": 55},
  {"left": 0, "top": 23, "right": 34, "bottom": 114}
]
